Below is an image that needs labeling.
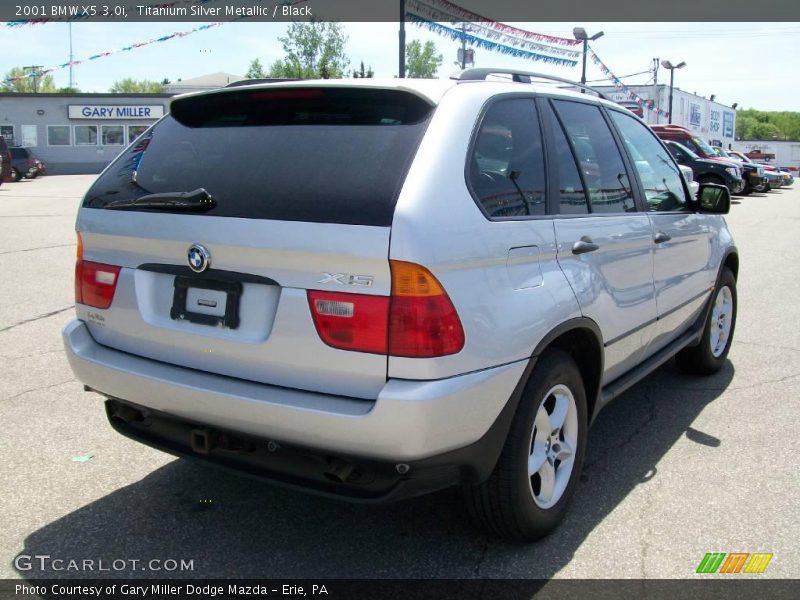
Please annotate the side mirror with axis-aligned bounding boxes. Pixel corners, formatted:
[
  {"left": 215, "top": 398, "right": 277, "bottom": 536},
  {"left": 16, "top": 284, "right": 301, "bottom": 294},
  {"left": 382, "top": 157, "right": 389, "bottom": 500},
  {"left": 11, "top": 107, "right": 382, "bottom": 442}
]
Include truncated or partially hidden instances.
[
  {"left": 675, "top": 154, "right": 686, "bottom": 164},
  {"left": 697, "top": 183, "right": 730, "bottom": 214}
]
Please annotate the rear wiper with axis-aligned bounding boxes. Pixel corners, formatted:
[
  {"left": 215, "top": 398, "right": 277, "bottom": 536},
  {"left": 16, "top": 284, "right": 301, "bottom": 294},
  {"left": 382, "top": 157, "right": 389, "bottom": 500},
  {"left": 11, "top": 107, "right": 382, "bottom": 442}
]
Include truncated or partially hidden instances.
[{"left": 106, "top": 188, "right": 216, "bottom": 212}]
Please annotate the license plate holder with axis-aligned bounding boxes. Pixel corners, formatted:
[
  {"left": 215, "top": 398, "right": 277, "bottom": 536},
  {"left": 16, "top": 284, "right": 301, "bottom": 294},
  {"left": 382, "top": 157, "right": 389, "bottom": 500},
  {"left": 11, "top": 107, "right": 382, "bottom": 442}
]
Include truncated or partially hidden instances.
[{"left": 170, "top": 276, "right": 242, "bottom": 329}]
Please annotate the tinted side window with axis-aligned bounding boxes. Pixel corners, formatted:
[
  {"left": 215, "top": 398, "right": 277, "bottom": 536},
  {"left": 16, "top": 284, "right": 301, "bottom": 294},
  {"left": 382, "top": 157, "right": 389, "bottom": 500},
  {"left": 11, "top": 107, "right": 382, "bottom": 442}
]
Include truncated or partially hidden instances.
[
  {"left": 545, "top": 106, "right": 588, "bottom": 214},
  {"left": 469, "top": 99, "right": 546, "bottom": 218},
  {"left": 552, "top": 100, "right": 636, "bottom": 213},
  {"left": 610, "top": 111, "right": 687, "bottom": 212}
]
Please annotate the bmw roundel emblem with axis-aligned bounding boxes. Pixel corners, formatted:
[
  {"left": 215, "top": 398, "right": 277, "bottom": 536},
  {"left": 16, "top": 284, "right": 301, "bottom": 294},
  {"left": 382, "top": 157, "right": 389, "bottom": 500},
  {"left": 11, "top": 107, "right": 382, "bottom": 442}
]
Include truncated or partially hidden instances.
[{"left": 187, "top": 244, "right": 211, "bottom": 273}]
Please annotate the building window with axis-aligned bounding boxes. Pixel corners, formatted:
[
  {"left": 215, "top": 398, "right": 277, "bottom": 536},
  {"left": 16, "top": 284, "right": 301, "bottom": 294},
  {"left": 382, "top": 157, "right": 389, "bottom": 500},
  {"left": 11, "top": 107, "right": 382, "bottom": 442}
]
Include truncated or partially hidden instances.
[
  {"left": 127, "top": 125, "right": 149, "bottom": 144},
  {"left": 47, "top": 125, "right": 71, "bottom": 146},
  {"left": 0, "top": 125, "right": 14, "bottom": 144},
  {"left": 74, "top": 125, "right": 98, "bottom": 146},
  {"left": 21, "top": 125, "right": 38, "bottom": 147},
  {"left": 101, "top": 125, "right": 125, "bottom": 146}
]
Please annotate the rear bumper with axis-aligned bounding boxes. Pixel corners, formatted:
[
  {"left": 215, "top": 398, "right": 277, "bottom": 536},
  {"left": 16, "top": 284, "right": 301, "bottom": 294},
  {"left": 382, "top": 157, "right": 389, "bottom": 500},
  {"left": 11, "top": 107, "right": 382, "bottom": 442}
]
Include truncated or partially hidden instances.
[{"left": 64, "top": 320, "right": 526, "bottom": 497}]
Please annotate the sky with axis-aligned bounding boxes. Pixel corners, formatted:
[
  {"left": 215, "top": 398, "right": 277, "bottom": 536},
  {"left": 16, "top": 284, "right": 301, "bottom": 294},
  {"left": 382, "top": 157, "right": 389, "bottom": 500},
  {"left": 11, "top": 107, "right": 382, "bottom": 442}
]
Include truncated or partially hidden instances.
[{"left": 3, "top": 21, "right": 799, "bottom": 110}]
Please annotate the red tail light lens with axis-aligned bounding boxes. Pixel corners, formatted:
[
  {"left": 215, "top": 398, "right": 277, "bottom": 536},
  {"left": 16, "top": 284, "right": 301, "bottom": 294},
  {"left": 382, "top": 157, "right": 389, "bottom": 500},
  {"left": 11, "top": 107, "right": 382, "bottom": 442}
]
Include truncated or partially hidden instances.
[
  {"left": 388, "top": 261, "right": 464, "bottom": 358},
  {"left": 307, "top": 262, "right": 464, "bottom": 358},
  {"left": 75, "top": 259, "right": 121, "bottom": 309},
  {"left": 308, "top": 291, "right": 389, "bottom": 354}
]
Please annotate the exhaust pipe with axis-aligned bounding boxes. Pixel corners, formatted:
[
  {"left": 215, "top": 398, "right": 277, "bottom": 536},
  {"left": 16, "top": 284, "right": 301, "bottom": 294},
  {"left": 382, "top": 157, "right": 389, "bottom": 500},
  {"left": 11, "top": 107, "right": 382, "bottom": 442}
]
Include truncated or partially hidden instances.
[
  {"left": 324, "top": 459, "right": 356, "bottom": 483},
  {"left": 109, "top": 402, "right": 144, "bottom": 425}
]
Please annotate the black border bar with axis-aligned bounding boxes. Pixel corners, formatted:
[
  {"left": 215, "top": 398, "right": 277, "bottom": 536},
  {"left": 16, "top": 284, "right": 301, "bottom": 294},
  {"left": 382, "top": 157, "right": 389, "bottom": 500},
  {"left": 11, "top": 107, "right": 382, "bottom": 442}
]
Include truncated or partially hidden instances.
[{"left": 3, "top": 0, "right": 799, "bottom": 23}]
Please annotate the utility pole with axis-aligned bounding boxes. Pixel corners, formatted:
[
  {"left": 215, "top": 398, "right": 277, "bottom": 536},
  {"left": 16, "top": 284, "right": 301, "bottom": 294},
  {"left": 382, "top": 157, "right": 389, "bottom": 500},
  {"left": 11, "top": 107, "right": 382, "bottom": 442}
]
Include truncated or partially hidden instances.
[
  {"left": 398, "top": 0, "right": 406, "bottom": 78},
  {"left": 22, "top": 65, "right": 43, "bottom": 93},
  {"left": 460, "top": 23, "right": 467, "bottom": 69},
  {"left": 69, "top": 23, "right": 75, "bottom": 89},
  {"left": 652, "top": 58, "right": 659, "bottom": 124}
]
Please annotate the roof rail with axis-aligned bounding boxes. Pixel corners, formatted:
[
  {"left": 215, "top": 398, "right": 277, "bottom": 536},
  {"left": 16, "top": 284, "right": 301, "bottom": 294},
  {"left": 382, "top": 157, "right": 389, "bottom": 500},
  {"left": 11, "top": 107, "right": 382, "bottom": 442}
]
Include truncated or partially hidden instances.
[{"left": 452, "top": 68, "right": 609, "bottom": 100}]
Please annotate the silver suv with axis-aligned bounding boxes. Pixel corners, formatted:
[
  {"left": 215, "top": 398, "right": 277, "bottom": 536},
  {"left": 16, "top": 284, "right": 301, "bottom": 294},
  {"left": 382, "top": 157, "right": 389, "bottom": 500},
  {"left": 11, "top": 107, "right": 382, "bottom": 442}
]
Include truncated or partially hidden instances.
[{"left": 64, "top": 70, "right": 738, "bottom": 542}]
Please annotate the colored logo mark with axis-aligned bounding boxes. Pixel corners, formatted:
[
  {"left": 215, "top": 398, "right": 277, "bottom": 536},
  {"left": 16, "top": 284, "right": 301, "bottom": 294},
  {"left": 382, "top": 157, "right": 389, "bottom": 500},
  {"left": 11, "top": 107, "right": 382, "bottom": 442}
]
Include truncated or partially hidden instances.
[{"left": 696, "top": 552, "right": 773, "bottom": 574}]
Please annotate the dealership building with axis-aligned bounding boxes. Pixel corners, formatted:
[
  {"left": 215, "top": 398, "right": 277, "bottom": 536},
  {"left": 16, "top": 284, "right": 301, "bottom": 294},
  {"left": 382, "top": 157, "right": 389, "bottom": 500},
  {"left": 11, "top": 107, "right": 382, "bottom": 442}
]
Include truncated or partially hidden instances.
[
  {"left": 0, "top": 92, "right": 171, "bottom": 174},
  {"left": 595, "top": 84, "right": 737, "bottom": 148},
  {"left": 0, "top": 73, "right": 246, "bottom": 174}
]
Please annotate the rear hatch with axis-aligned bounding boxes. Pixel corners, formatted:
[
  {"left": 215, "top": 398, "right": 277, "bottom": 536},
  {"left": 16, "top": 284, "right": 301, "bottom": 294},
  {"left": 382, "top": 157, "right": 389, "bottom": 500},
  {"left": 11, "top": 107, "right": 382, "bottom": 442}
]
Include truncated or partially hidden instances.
[{"left": 76, "top": 86, "right": 433, "bottom": 399}]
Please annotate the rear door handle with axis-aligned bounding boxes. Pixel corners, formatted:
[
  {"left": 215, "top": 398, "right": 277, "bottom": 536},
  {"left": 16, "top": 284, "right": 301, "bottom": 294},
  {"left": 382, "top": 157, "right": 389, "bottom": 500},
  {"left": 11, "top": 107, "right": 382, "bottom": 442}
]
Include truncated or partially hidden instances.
[
  {"left": 654, "top": 231, "right": 672, "bottom": 244},
  {"left": 572, "top": 236, "right": 599, "bottom": 255}
]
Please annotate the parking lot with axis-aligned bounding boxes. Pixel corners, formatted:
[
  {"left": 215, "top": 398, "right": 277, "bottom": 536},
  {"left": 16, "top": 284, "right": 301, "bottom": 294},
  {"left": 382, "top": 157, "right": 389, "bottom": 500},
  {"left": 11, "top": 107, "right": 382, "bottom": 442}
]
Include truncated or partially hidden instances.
[{"left": 0, "top": 174, "right": 798, "bottom": 579}]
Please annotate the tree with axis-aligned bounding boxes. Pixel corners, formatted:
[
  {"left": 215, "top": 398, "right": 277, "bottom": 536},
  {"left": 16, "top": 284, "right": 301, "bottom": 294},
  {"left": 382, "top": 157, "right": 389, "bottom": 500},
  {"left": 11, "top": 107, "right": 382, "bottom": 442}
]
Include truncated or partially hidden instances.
[
  {"left": 268, "top": 21, "right": 349, "bottom": 79},
  {"left": 352, "top": 61, "right": 374, "bottom": 78},
  {"left": 109, "top": 78, "right": 165, "bottom": 93},
  {"left": 56, "top": 87, "right": 81, "bottom": 93},
  {"left": 245, "top": 58, "right": 266, "bottom": 79},
  {"left": 405, "top": 40, "right": 443, "bottom": 79},
  {"left": 1, "top": 67, "right": 56, "bottom": 93},
  {"left": 735, "top": 109, "right": 800, "bottom": 141}
]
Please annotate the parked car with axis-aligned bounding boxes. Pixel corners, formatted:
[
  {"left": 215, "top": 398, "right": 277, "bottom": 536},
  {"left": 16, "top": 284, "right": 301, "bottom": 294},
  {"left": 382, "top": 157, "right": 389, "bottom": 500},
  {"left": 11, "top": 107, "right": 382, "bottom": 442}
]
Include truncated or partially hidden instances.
[
  {"left": 0, "top": 137, "right": 13, "bottom": 184},
  {"left": 8, "top": 147, "right": 41, "bottom": 181},
  {"left": 711, "top": 147, "right": 766, "bottom": 194},
  {"left": 773, "top": 167, "right": 793, "bottom": 187},
  {"left": 679, "top": 164, "right": 700, "bottom": 198},
  {"left": 664, "top": 140, "right": 744, "bottom": 195},
  {"left": 726, "top": 150, "right": 770, "bottom": 192},
  {"left": 651, "top": 125, "right": 744, "bottom": 194},
  {"left": 616, "top": 100, "right": 644, "bottom": 118},
  {"left": 63, "top": 72, "right": 739, "bottom": 542},
  {"left": 758, "top": 164, "right": 792, "bottom": 189}
]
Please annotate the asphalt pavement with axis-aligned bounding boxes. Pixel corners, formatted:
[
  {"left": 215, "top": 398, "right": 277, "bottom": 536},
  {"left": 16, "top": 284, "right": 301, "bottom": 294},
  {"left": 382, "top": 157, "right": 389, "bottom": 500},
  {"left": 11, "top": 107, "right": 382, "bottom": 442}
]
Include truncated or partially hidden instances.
[{"left": 0, "top": 175, "right": 798, "bottom": 579}]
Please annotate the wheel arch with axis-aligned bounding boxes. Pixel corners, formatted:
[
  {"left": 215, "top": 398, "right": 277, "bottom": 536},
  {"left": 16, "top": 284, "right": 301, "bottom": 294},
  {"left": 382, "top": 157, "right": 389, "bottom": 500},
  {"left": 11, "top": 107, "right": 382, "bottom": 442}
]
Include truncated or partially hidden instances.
[
  {"left": 446, "top": 318, "right": 605, "bottom": 485},
  {"left": 529, "top": 318, "right": 604, "bottom": 424},
  {"left": 722, "top": 248, "right": 739, "bottom": 280}
]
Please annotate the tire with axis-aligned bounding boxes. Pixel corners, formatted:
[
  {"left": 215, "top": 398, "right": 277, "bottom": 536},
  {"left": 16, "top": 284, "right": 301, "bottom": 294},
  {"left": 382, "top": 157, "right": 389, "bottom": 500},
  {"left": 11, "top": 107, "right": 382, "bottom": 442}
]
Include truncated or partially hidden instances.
[
  {"left": 741, "top": 180, "right": 752, "bottom": 195},
  {"left": 464, "top": 349, "right": 588, "bottom": 542},
  {"left": 11, "top": 167, "right": 22, "bottom": 182},
  {"left": 676, "top": 267, "right": 737, "bottom": 375}
]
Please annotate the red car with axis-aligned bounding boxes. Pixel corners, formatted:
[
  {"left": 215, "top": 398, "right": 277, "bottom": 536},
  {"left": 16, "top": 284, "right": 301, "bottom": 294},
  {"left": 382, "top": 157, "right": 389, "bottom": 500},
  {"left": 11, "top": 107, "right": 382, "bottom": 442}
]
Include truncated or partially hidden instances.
[
  {"left": 10, "top": 147, "right": 46, "bottom": 180},
  {"left": 0, "top": 137, "right": 12, "bottom": 183}
]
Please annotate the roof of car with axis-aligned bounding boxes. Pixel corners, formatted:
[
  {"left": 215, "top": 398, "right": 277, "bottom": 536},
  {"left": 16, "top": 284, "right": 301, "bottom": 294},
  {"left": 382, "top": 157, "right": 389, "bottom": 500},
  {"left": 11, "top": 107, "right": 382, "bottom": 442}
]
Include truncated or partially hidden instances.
[{"left": 175, "top": 75, "right": 617, "bottom": 109}]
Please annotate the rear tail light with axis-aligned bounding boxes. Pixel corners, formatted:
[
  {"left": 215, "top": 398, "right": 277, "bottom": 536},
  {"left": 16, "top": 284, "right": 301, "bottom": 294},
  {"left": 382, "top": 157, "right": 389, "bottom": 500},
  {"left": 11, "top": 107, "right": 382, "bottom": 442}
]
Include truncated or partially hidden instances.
[
  {"left": 75, "top": 257, "right": 121, "bottom": 309},
  {"left": 388, "top": 261, "right": 464, "bottom": 358},
  {"left": 307, "top": 291, "right": 389, "bottom": 354},
  {"left": 307, "top": 261, "right": 464, "bottom": 358},
  {"left": 27, "top": 159, "right": 35, "bottom": 168}
]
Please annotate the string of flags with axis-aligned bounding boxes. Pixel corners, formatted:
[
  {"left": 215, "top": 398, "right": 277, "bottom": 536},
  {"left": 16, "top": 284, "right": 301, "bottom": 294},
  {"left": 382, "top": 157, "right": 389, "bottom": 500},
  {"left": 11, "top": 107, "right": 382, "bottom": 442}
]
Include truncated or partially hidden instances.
[
  {"left": 410, "top": 0, "right": 580, "bottom": 46},
  {"left": 406, "top": 0, "right": 580, "bottom": 59},
  {"left": 3, "top": 23, "right": 223, "bottom": 83},
  {"left": 409, "top": 15, "right": 578, "bottom": 68},
  {"left": 589, "top": 47, "right": 669, "bottom": 118}
]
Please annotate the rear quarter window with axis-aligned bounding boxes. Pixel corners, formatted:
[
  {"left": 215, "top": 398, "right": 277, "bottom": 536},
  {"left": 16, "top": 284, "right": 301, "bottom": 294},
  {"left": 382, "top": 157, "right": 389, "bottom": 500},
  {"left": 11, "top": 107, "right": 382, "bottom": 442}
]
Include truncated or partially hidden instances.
[{"left": 82, "top": 88, "right": 433, "bottom": 227}]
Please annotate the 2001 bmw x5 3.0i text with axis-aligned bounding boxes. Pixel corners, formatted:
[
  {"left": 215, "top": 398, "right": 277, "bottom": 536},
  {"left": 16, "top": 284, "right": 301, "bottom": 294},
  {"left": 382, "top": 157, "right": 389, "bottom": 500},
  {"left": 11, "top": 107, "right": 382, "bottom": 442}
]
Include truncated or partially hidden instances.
[{"left": 64, "top": 70, "right": 738, "bottom": 542}]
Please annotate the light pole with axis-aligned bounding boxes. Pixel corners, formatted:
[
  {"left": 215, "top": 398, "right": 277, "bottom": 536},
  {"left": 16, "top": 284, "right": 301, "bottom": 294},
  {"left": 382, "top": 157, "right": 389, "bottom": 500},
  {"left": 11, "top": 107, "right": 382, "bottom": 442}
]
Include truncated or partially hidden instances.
[
  {"left": 573, "top": 27, "right": 604, "bottom": 91},
  {"left": 398, "top": 0, "right": 406, "bottom": 78},
  {"left": 661, "top": 60, "right": 686, "bottom": 124}
]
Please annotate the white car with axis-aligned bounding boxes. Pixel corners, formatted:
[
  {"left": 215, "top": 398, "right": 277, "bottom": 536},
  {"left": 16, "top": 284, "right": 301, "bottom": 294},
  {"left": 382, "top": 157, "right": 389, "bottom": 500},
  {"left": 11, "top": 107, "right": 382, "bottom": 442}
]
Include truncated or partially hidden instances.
[{"left": 680, "top": 164, "right": 700, "bottom": 198}]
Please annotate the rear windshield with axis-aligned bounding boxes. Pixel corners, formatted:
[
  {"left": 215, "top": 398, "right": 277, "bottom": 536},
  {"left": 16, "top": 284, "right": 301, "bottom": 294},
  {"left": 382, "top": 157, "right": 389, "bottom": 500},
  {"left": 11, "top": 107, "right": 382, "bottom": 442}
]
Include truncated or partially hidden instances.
[
  {"left": 10, "top": 148, "right": 29, "bottom": 158},
  {"left": 83, "top": 87, "right": 433, "bottom": 226}
]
